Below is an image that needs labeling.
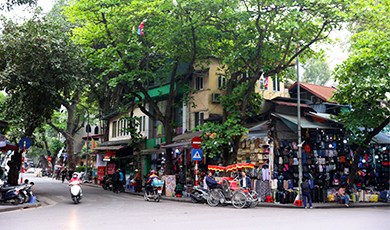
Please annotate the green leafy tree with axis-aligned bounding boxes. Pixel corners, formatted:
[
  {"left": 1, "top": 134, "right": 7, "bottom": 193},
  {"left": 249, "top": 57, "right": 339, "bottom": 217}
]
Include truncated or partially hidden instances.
[
  {"left": 64, "top": 0, "right": 213, "bottom": 174},
  {"left": 302, "top": 58, "right": 331, "bottom": 85},
  {"left": 0, "top": 10, "right": 87, "bottom": 184},
  {"left": 0, "top": 0, "right": 36, "bottom": 11},
  {"left": 193, "top": 0, "right": 349, "bottom": 162},
  {"left": 332, "top": 0, "right": 390, "bottom": 186}
]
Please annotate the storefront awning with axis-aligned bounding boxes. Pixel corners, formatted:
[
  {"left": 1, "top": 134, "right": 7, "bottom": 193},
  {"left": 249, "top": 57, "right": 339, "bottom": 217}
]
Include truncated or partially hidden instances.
[
  {"left": 140, "top": 149, "right": 165, "bottom": 155},
  {"left": 272, "top": 113, "right": 339, "bottom": 133},
  {"left": 0, "top": 142, "right": 19, "bottom": 152},
  {"left": 160, "top": 141, "right": 191, "bottom": 149},
  {"left": 94, "top": 145, "right": 125, "bottom": 151},
  {"left": 372, "top": 132, "right": 390, "bottom": 144}
]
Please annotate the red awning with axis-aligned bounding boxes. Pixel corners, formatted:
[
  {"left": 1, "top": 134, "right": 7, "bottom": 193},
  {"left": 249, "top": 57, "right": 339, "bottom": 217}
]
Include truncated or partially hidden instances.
[{"left": 0, "top": 142, "right": 19, "bottom": 152}]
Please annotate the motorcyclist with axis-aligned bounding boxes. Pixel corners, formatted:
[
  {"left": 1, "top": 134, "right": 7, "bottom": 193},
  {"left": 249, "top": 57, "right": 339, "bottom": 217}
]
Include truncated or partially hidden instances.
[
  {"left": 205, "top": 171, "right": 222, "bottom": 190},
  {"left": 69, "top": 173, "right": 83, "bottom": 197},
  {"left": 145, "top": 170, "right": 159, "bottom": 196}
]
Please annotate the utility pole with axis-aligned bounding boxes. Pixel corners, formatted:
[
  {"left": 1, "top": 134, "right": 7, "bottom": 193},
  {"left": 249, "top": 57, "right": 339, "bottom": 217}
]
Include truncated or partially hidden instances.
[
  {"left": 85, "top": 109, "right": 90, "bottom": 181},
  {"left": 296, "top": 42, "right": 303, "bottom": 196}
]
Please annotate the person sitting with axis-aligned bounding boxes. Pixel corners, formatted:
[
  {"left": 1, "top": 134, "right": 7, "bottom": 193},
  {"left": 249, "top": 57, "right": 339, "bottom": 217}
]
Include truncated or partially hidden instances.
[
  {"left": 239, "top": 171, "right": 251, "bottom": 190},
  {"left": 145, "top": 170, "right": 159, "bottom": 196},
  {"left": 337, "top": 186, "right": 352, "bottom": 207},
  {"left": 175, "top": 183, "right": 184, "bottom": 197},
  {"left": 205, "top": 171, "right": 222, "bottom": 190}
]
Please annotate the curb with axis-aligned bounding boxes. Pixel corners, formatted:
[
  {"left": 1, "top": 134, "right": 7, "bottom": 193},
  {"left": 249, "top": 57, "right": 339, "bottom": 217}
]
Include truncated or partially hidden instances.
[{"left": 0, "top": 202, "right": 41, "bottom": 213}]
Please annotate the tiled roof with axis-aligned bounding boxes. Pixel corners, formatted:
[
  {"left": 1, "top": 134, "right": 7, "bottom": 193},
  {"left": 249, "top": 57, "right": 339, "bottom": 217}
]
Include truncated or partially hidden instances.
[{"left": 289, "top": 82, "right": 337, "bottom": 103}]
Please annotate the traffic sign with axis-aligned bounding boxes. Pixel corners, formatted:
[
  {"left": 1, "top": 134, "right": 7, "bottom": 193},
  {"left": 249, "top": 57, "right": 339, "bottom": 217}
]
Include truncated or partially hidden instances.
[
  {"left": 192, "top": 149, "right": 202, "bottom": 161},
  {"left": 47, "top": 157, "right": 52, "bottom": 161},
  {"left": 19, "top": 137, "right": 32, "bottom": 149},
  {"left": 191, "top": 137, "right": 202, "bottom": 149}
]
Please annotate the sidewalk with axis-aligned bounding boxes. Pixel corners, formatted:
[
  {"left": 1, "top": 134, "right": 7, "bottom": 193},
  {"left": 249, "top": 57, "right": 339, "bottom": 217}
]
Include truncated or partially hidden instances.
[
  {"left": 0, "top": 201, "right": 41, "bottom": 213},
  {"left": 83, "top": 183, "right": 390, "bottom": 209}
]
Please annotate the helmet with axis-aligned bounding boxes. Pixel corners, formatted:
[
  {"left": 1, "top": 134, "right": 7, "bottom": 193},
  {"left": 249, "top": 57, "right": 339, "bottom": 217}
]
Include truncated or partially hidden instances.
[
  {"left": 73, "top": 173, "right": 78, "bottom": 178},
  {"left": 151, "top": 170, "right": 156, "bottom": 174}
]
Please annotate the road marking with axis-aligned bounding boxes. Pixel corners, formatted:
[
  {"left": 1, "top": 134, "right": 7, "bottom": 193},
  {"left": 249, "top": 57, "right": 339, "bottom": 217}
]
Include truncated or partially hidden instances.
[{"left": 55, "top": 195, "right": 67, "bottom": 201}]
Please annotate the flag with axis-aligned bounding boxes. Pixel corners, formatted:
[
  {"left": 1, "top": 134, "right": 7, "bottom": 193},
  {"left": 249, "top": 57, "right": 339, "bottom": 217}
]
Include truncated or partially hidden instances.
[
  {"left": 137, "top": 21, "right": 144, "bottom": 36},
  {"left": 91, "top": 139, "right": 98, "bottom": 152},
  {"left": 264, "top": 77, "right": 268, "bottom": 88}
]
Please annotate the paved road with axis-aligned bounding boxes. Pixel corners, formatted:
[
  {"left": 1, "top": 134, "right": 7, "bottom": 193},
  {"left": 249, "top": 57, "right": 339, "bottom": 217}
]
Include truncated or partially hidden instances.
[{"left": 1, "top": 174, "right": 389, "bottom": 230}]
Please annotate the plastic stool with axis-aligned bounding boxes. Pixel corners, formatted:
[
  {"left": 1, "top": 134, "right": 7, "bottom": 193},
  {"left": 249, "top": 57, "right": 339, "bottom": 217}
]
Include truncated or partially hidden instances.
[{"left": 294, "top": 200, "right": 303, "bottom": 206}]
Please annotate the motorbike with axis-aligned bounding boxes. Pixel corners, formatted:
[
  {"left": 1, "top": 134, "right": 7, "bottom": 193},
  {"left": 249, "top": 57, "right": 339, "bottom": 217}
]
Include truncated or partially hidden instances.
[
  {"left": 102, "top": 175, "right": 113, "bottom": 191},
  {"left": 144, "top": 179, "right": 164, "bottom": 202},
  {"left": 0, "top": 181, "right": 22, "bottom": 205},
  {"left": 69, "top": 181, "right": 82, "bottom": 204},
  {"left": 190, "top": 186, "right": 209, "bottom": 203}
]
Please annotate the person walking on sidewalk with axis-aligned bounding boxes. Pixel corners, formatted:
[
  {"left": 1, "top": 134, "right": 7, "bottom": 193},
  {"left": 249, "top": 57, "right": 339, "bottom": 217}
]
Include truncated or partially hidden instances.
[
  {"left": 112, "top": 169, "right": 120, "bottom": 193},
  {"left": 61, "top": 167, "right": 68, "bottom": 183},
  {"left": 134, "top": 169, "right": 141, "bottom": 192},
  {"left": 301, "top": 178, "right": 313, "bottom": 209},
  {"left": 118, "top": 169, "right": 124, "bottom": 193}
]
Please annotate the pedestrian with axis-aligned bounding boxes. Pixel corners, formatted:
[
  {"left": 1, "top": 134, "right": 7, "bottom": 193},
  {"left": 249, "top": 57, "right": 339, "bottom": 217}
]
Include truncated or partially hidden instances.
[
  {"left": 134, "top": 169, "right": 141, "bottom": 193},
  {"left": 301, "top": 178, "right": 313, "bottom": 209},
  {"left": 61, "top": 167, "right": 68, "bottom": 183},
  {"left": 112, "top": 169, "right": 120, "bottom": 193},
  {"left": 118, "top": 169, "right": 124, "bottom": 193},
  {"left": 178, "top": 167, "right": 185, "bottom": 185}
]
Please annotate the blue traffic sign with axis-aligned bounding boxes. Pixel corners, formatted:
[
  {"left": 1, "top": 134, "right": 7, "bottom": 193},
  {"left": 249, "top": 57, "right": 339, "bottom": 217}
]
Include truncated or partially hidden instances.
[
  {"left": 192, "top": 149, "right": 202, "bottom": 161},
  {"left": 19, "top": 137, "right": 32, "bottom": 149}
]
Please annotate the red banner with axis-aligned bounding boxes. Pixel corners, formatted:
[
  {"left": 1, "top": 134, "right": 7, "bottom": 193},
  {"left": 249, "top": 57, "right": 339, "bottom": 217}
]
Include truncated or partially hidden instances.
[
  {"left": 107, "top": 163, "right": 116, "bottom": 175},
  {"left": 97, "top": 166, "right": 105, "bottom": 181}
]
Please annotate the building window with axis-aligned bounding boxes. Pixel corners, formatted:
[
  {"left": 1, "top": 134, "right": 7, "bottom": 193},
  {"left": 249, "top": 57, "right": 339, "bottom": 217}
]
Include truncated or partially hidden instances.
[
  {"left": 112, "top": 121, "right": 117, "bottom": 138},
  {"left": 94, "top": 126, "right": 99, "bottom": 135},
  {"left": 194, "top": 112, "right": 204, "bottom": 128},
  {"left": 86, "top": 124, "right": 91, "bottom": 133},
  {"left": 259, "top": 76, "right": 268, "bottom": 91},
  {"left": 140, "top": 116, "right": 146, "bottom": 132},
  {"left": 195, "top": 75, "right": 203, "bottom": 90},
  {"left": 217, "top": 75, "right": 226, "bottom": 90},
  {"left": 273, "top": 77, "right": 281, "bottom": 92}
]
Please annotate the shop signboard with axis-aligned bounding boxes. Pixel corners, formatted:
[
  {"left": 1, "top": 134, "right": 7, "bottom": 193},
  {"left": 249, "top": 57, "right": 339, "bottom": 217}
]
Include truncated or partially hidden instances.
[
  {"left": 107, "top": 163, "right": 116, "bottom": 175},
  {"left": 97, "top": 166, "right": 105, "bottom": 181},
  {"left": 96, "top": 154, "right": 107, "bottom": 167},
  {"left": 103, "top": 155, "right": 112, "bottom": 162}
]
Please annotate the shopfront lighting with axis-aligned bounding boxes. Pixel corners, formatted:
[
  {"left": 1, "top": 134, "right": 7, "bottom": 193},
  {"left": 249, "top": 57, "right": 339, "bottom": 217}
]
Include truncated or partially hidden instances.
[
  {"left": 362, "top": 159, "right": 366, "bottom": 163},
  {"left": 375, "top": 155, "right": 379, "bottom": 159}
]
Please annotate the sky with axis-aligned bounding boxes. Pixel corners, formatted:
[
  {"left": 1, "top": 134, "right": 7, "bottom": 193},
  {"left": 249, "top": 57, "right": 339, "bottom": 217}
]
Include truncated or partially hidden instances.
[{"left": 1, "top": 0, "right": 54, "bottom": 20}]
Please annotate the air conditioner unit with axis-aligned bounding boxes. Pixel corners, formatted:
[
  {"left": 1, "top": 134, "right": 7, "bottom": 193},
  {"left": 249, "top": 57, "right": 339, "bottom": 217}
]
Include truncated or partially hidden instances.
[{"left": 212, "top": 93, "right": 222, "bottom": 103}]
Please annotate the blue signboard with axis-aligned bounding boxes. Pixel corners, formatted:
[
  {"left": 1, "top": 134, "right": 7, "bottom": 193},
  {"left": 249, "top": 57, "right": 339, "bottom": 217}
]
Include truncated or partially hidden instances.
[
  {"left": 19, "top": 137, "right": 32, "bottom": 150},
  {"left": 192, "top": 149, "right": 202, "bottom": 161}
]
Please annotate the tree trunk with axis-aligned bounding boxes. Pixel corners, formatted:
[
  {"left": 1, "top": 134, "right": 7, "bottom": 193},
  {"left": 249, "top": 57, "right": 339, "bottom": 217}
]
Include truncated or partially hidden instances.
[
  {"left": 7, "top": 149, "right": 22, "bottom": 185},
  {"left": 40, "top": 155, "right": 49, "bottom": 169},
  {"left": 163, "top": 122, "right": 174, "bottom": 175},
  {"left": 66, "top": 136, "right": 76, "bottom": 171}
]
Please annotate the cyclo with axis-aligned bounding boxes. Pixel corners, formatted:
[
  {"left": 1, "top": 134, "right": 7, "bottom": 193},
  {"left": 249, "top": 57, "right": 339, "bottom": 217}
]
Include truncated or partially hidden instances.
[{"left": 206, "top": 163, "right": 259, "bottom": 209}]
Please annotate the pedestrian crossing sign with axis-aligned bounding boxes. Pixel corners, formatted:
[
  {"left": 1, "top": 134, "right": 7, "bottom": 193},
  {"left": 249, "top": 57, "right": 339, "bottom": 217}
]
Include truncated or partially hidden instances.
[{"left": 192, "top": 149, "right": 202, "bottom": 160}]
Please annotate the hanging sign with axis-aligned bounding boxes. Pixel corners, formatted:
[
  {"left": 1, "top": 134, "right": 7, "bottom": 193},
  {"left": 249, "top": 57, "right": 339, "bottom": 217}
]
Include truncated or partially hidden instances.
[
  {"left": 107, "top": 163, "right": 116, "bottom": 175},
  {"left": 103, "top": 155, "right": 112, "bottom": 162}
]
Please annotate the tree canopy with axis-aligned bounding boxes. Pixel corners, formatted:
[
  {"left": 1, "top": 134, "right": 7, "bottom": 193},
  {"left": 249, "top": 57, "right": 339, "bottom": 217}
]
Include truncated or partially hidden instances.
[{"left": 302, "top": 58, "right": 331, "bottom": 85}]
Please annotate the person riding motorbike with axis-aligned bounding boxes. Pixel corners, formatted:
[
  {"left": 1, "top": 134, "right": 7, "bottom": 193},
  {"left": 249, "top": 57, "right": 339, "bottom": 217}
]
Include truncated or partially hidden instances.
[
  {"left": 145, "top": 170, "right": 159, "bottom": 196},
  {"left": 69, "top": 173, "right": 83, "bottom": 197},
  {"left": 205, "top": 171, "right": 222, "bottom": 190}
]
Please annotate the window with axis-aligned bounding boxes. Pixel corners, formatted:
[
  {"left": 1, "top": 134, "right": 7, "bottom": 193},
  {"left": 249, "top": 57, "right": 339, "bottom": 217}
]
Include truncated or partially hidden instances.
[
  {"left": 217, "top": 75, "right": 226, "bottom": 90},
  {"left": 259, "top": 76, "right": 268, "bottom": 91},
  {"left": 86, "top": 124, "right": 91, "bottom": 133},
  {"left": 195, "top": 75, "right": 204, "bottom": 90},
  {"left": 112, "top": 121, "right": 117, "bottom": 138},
  {"left": 194, "top": 112, "right": 204, "bottom": 128},
  {"left": 273, "top": 77, "right": 281, "bottom": 92},
  {"left": 94, "top": 126, "right": 99, "bottom": 135},
  {"left": 140, "top": 116, "right": 146, "bottom": 132}
]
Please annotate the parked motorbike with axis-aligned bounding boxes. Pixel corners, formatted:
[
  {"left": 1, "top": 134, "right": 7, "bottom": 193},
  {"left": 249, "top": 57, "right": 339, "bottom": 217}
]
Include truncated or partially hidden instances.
[
  {"left": 190, "top": 186, "right": 209, "bottom": 203},
  {"left": 69, "top": 181, "right": 82, "bottom": 204},
  {"left": 102, "top": 175, "right": 113, "bottom": 191},
  {"left": 144, "top": 179, "right": 164, "bottom": 202},
  {"left": 0, "top": 181, "right": 22, "bottom": 205}
]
